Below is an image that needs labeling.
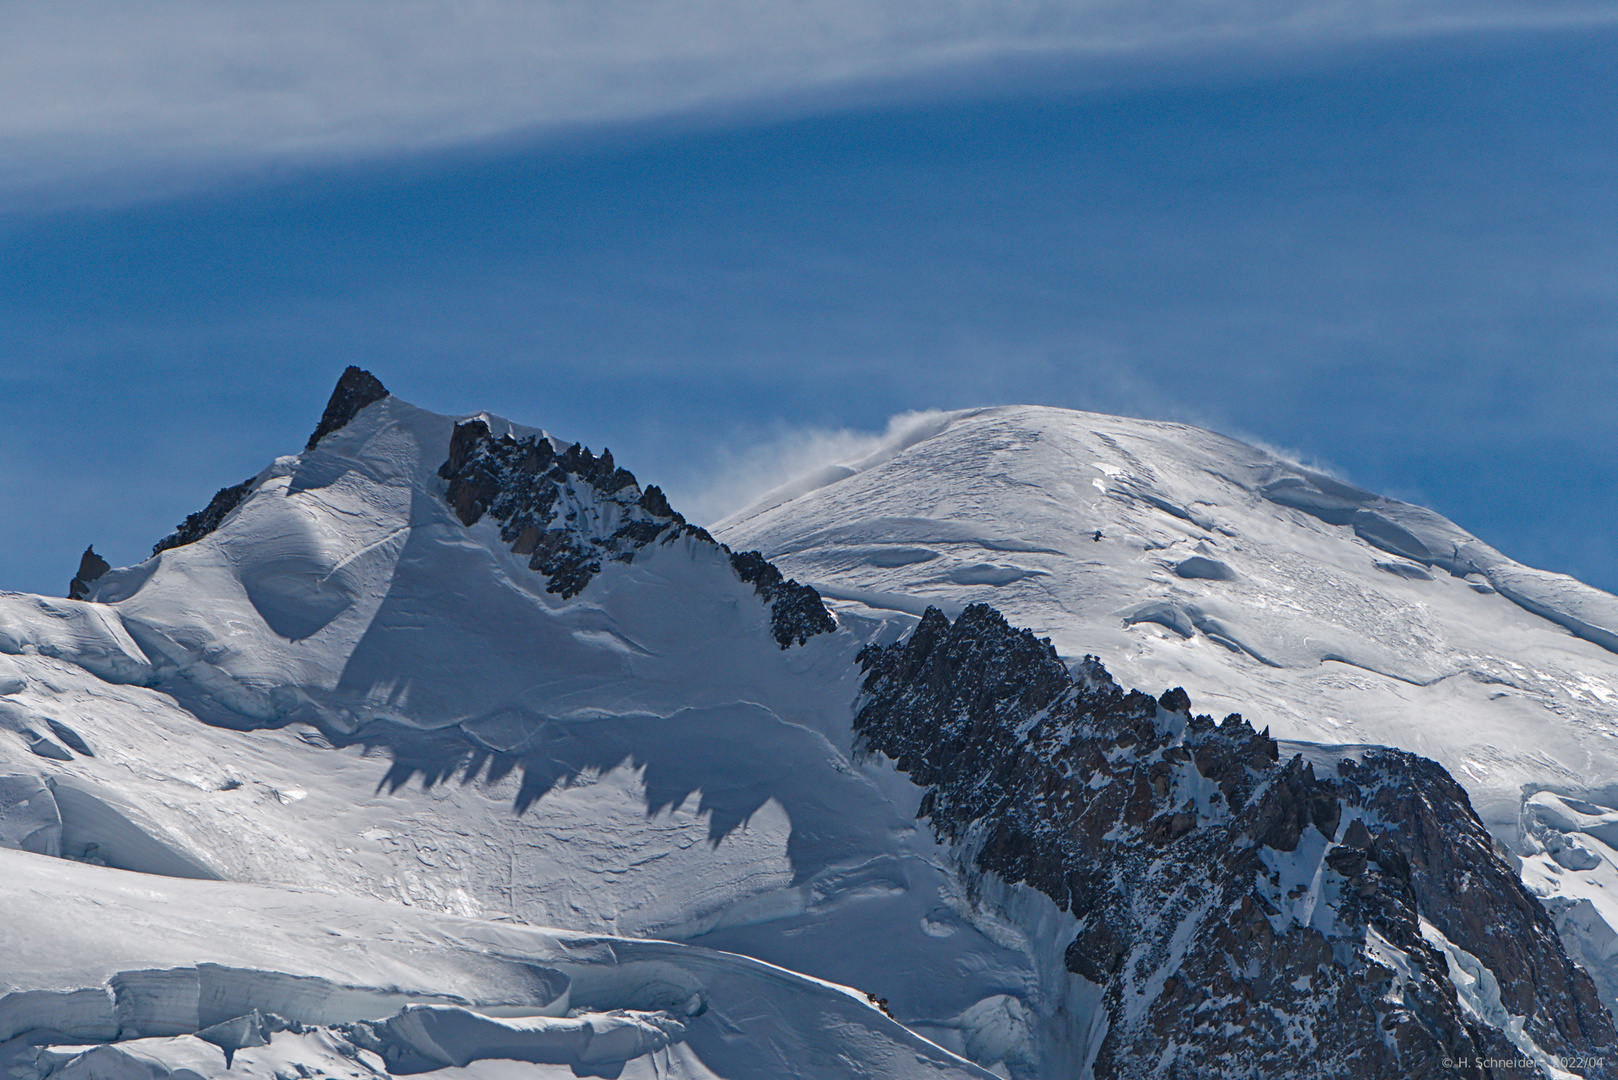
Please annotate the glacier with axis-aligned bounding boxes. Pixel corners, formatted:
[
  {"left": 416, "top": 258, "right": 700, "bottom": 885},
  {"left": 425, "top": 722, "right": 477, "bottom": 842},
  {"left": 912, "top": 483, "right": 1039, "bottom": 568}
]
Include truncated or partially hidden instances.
[
  {"left": 718, "top": 405, "right": 1618, "bottom": 1015},
  {"left": 1, "top": 372, "right": 1616, "bottom": 1077}
]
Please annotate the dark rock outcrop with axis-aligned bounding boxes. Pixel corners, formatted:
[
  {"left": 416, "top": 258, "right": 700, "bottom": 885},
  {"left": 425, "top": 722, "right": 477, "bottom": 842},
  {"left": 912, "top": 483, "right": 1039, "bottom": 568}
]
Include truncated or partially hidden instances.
[
  {"left": 437, "top": 420, "right": 833, "bottom": 648},
  {"left": 728, "top": 550, "right": 836, "bottom": 648},
  {"left": 855, "top": 604, "right": 1615, "bottom": 1079},
  {"left": 68, "top": 546, "right": 111, "bottom": 600},
  {"left": 151, "top": 478, "right": 255, "bottom": 557},
  {"left": 305, "top": 366, "right": 389, "bottom": 451}
]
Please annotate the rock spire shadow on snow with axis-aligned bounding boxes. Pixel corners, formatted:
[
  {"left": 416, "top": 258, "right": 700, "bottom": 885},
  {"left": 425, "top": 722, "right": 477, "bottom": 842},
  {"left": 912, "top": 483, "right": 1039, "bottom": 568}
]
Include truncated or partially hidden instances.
[{"left": 341, "top": 704, "right": 876, "bottom": 887}]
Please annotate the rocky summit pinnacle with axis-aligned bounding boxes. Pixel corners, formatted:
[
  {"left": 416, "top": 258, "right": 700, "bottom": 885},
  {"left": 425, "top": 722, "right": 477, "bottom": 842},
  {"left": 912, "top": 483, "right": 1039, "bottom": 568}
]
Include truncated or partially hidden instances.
[
  {"left": 145, "top": 367, "right": 392, "bottom": 560},
  {"left": 305, "top": 365, "right": 389, "bottom": 452},
  {"left": 67, "top": 545, "right": 110, "bottom": 600}
]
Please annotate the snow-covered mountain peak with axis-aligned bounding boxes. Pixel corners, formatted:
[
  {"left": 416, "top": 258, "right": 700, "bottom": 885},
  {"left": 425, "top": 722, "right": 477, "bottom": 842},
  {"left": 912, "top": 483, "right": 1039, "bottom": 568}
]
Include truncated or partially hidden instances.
[
  {"left": 1, "top": 371, "right": 1012, "bottom": 1077},
  {"left": 719, "top": 402, "right": 1618, "bottom": 1022},
  {"left": 720, "top": 404, "right": 1618, "bottom": 825},
  {"left": 8, "top": 382, "right": 1618, "bottom": 1079},
  {"left": 50, "top": 371, "right": 836, "bottom": 737}
]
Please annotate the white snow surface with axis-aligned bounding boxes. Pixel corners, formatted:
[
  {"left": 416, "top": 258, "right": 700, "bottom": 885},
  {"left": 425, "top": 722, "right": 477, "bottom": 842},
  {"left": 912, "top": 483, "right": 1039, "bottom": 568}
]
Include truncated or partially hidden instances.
[
  {"left": 718, "top": 406, "right": 1618, "bottom": 837},
  {"left": 0, "top": 846, "right": 990, "bottom": 1080},
  {"left": 0, "top": 394, "right": 1062, "bottom": 1078},
  {"left": 716, "top": 404, "right": 1618, "bottom": 1017},
  {"left": 6, "top": 395, "right": 1618, "bottom": 1075}
]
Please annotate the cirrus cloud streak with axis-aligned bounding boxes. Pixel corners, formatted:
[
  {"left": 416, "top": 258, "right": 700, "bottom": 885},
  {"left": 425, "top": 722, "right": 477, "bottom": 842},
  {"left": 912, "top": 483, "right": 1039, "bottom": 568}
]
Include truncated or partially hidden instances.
[{"left": 6, "top": 0, "right": 1618, "bottom": 203}]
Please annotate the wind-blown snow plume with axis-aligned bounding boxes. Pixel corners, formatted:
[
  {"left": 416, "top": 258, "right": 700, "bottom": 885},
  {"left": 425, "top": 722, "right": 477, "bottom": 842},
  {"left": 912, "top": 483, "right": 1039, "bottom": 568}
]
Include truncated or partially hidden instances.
[{"left": 676, "top": 410, "right": 953, "bottom": 528}]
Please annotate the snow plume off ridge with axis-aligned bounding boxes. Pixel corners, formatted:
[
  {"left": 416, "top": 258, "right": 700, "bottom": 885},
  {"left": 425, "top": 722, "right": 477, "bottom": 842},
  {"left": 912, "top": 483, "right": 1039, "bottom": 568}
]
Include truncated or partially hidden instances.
[{"left": 5, "top": 370, "right": 1618, "bottom": 1077}]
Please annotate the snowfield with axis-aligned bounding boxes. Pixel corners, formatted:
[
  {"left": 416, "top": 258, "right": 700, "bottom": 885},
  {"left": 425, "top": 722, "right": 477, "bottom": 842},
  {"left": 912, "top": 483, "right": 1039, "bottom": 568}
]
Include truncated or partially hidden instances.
[
  {"left": 0, "top": 389, "right": 1053, "bottom": 1079},
  {"left": 0, "top": 844, "right": 993, "bottom": 1080},
  {"left": 718, "top": 405, "right": 1618, "bottom": 1015},
  {"left": 719, "top": 406, "right": 1618, "bottom": 838},
  {"left": 3, "top": 383, "right": 1618, "bottom": 1077}
]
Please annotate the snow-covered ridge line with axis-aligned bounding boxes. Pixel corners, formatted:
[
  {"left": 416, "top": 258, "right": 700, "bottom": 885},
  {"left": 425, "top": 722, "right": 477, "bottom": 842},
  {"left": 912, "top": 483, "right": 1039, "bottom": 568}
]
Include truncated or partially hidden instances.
[
  {"left": 145, "top": 366, "right": 392, "bottom": 566},
  {"left": 39, "top": 367, "right": 836, "bottom": 741},
  {"left": 853, "top": 602, "right": 1617, "bottom": 1078},
  {"left": 1255, "top": 465, "right": 1618, "bottom": 660},
  {"left": 149, "top": 477, "right": 255, "bottom": 559}
]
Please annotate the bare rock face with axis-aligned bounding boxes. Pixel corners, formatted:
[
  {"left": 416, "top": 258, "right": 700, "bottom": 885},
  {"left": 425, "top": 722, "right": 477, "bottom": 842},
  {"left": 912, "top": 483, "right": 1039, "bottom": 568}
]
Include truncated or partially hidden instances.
[
  {"left": 67, "top": 546, "right": 110, "bottom": 600},
  {"left": 438, "top": 419, "right": 833, "bottom": 647},
  {"left": 855, "top": 604, "right": 1616, "bottom": 1079},
  {"left": 305, "top": 365, "right": 389, "bottom": 452},
  {"left": 150, "top": 478, "right": 255, "bottom": 557},
  {"left": 728, "top": 549, "right": 837, "bottom": 648}
]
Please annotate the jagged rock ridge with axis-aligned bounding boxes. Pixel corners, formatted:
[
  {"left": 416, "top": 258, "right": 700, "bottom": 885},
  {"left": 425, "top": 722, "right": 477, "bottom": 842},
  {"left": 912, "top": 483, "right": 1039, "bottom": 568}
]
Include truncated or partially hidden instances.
[
  {"left": 729, "top": 549, "right": 839, "bottom": 649},
  {"left": 150, "top": 477, "right": 255, "bottom": 557},
  {"left": 855, "top": 604, "right": 1616, "bottom": 1079},
  {"left": 438, "top": 418, "right": 833, "bottom": 648}
]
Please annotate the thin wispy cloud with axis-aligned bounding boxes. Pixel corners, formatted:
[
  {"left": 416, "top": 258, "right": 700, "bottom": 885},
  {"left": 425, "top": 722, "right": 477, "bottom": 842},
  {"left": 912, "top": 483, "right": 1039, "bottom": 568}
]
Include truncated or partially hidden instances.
[{"left": 6, "top": 0, "right": 1618, "bottom": 203}]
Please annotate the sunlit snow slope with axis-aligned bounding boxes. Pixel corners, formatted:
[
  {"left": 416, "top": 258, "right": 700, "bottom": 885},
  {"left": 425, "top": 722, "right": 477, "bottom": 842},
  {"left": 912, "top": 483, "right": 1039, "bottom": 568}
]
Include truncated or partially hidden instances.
[
  {"left": 6, "top": 381, "right": 1618, "bottom": 1079},
  {"left": 0, "top": 844, "right": 987, "bottom": 1080},
  {"left": 0, "top": 379, "right": 1043, "bottom": 1079},
  {"left": 716, "top": 405, "right": 1618, "bottom": 1008}
]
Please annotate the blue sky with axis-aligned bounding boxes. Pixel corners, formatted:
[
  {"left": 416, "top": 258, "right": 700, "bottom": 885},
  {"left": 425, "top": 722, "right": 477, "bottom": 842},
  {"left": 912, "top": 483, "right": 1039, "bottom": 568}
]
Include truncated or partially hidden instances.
[{"left": 3, "top": 6, "right": 1617, "bottom": 597}]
